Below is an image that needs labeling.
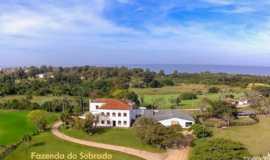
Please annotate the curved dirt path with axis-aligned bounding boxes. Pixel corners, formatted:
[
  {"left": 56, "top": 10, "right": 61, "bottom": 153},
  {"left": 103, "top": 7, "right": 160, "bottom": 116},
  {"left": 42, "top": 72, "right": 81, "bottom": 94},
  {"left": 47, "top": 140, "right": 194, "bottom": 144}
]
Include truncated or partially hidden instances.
[{"left": 52, "top": 121, "right": 189, "bottom": 160}]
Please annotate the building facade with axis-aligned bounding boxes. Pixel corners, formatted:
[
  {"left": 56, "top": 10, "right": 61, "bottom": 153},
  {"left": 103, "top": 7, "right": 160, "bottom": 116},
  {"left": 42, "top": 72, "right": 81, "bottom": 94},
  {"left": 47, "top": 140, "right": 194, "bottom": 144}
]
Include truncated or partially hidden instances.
[
  {"left": 89, "top": 98, "right": 136, "bottom": 128},
  {"left": 89, "top": 98, "right": 195, "bottom": 128}
]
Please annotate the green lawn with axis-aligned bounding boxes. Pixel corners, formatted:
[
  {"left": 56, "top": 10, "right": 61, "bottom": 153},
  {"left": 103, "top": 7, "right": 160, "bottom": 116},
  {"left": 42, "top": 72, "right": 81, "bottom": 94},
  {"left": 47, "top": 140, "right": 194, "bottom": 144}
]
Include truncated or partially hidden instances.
[
  {"left": 6, "top": 132, "right": 143, "bottom": 160},
  {"left": 213, "top": 116, "right": 270, "bottom": 155},
  {"left": 141, "top": 93, "right": 222, "bottom": 109},
  {"left": 0, "top": 110, "right": 36, "bottom": 145},
  {"left": 132, "top": 84, "right": 245, "bottom": 109},
  {"left": 61, "top": 127, "right": 163, "bottom": 153}
]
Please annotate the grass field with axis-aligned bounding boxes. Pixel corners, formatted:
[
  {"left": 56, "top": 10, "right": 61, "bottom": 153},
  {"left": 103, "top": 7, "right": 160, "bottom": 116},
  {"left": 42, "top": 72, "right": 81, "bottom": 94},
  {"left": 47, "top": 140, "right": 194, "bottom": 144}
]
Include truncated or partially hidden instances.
[
  {"left": 0, "top": 110, "right": 36, "bottom": 145},
  {"left": 213, "top": 116, "right": 270, "bottom": 155},
  {"left": 141, "top": 93, "right": 222, "bottom": 109},
  {"left": 132, "top": 84, "right": 245, "bottom": 109},
  {"left": 6, "top": 133, "right": 143, "bottom": 160},
  {"left": 61, "top": 127, "right": 163, "bottom": 153},
  {"left": 1, "top": 110, "right": 142, "bottom": 160}
]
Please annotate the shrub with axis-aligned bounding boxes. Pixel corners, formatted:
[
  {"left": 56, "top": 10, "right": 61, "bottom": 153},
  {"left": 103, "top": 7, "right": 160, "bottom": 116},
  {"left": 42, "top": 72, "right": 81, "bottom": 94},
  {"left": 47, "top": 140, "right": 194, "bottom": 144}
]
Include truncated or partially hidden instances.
[
  {"left": 191, "top": 124, "right": 212, "bottom": 138},
  {"left": 179, "top": 92, "right": 197, "bottom": 100},
  {"left": 231, "top": 116, "right": 258, "bottom": 126},
  {"left": 208, "top": 87, "right": 220, "bottom": 93},
  {"left": 27, "top": 110, "right": 49, "bottom": 131},
  {"left": 190, "top": 138, "right": 250, "bottom": 160}
]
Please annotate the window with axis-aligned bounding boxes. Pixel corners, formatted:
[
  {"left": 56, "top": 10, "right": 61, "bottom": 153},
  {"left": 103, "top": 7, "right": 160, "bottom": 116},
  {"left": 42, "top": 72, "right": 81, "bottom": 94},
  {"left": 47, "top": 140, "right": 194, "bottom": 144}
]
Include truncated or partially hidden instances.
[
  {"left": 101, "top": 112, "right": 105, "bottom": 116},
  {"left": 106, "top": 112, "right": 110, "bottom": 116},
  {"left": 107, "top": 120, "right": 111, "bottom": 125},
  {"left": 101, "top": 120, "right": 105, "bottom": 124},
  {"left": 96, "top": 105, "right": 99, "bottom": 109},
  {"left": 123, "top": 113, "right": 127, "bottom": 117},
  {"left": 118, "top": 113, "right": 121, "bottom": 117},
  {"left": 185, "top": 122, "right": 193, "bottom": 127},
  {"left": 118, "top": 121, "right": 122, "bottom": 125},
  {"left": 123, "top": 121, "right": 127, "bottom": 125},
  {"left": 112, "top": 112, "right": 116, "bottom": 117}
]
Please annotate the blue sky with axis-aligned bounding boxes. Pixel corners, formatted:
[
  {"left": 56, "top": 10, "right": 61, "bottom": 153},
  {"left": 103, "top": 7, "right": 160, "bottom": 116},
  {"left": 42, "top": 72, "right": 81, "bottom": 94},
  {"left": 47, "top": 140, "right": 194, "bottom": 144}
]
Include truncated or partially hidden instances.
[{"left": 1, "top": 0, "right": 270, "bottom": 66}]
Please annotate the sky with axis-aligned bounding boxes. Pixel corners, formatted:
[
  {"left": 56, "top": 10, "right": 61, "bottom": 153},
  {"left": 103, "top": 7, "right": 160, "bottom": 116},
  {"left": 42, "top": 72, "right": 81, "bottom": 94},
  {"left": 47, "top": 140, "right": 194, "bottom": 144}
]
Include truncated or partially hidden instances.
[{"left": 1, "top": 0, "right": 270, "bottom": 67}]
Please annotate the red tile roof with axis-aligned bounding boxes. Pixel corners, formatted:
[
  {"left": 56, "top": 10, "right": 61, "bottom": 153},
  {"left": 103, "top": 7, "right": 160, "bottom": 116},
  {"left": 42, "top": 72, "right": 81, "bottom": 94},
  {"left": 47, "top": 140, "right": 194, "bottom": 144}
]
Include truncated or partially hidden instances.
[{"left": 94, "top": 98, "right": 132, "bottom": 110}]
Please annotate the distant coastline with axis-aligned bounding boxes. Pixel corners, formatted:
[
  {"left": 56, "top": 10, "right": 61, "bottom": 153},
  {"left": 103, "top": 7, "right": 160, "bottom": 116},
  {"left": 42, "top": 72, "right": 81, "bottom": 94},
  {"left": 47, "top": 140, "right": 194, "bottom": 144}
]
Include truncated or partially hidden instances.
[
  {"left": 2, "top": 64, "right": 270, "bottom": 76},
  {"left": 98, "top": 64, "right": 270, "bottom": 76}
]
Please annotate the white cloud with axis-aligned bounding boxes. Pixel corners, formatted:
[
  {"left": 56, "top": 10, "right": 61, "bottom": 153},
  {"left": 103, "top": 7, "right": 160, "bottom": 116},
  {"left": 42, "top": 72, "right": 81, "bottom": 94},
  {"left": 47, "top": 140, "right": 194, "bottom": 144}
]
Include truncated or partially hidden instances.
[
  {"left": 201, "top": 0, "right": 232, "bottom": 5},
  {"left": 0, "top": 0, "right": 138, "bottom": 37}
]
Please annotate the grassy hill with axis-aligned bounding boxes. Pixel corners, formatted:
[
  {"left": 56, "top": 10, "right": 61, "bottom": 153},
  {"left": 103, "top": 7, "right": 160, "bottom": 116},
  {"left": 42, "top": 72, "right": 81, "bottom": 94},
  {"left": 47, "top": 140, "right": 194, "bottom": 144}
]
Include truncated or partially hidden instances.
[
  {"left": 0, "top": 110, "right": 35, "bottom": 145},
  {"left": 213, "top": 116, "right": 270, "bottom": 155}
]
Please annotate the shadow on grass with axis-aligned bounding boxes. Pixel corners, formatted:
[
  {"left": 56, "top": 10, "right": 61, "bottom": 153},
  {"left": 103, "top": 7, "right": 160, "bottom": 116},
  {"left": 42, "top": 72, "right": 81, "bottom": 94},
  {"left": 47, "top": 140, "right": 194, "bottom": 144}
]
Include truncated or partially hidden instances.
[
  {"left": 30, "top": 142, "right": 45, "bottom": 148},
  {"left": 93, "top": 128, "right": 110, "bottom": 135}
]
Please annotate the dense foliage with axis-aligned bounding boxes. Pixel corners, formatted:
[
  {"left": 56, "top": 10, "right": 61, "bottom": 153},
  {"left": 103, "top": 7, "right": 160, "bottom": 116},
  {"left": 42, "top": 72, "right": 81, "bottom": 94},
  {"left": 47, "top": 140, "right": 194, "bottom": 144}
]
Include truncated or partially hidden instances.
[
  {"left": 0, "top": 97, "right": 88, "bottom": 114},
  {"left": 190, "top": 138, "right": 250, "bottom": 160},
  {"left": 27, "top": 110, "right": 49, "bottom": 131},
  {"left": 191, "top": 124, "right": 213, "bottom": 138},
  {"left": 1, "top": 66, "right": 270, "bottom": 98},
  {"left": 199, "top": 98, "right": 238, "bottom": 126},
  {"left": 133, "top": 117, "right": 183, "bottom": 148}
]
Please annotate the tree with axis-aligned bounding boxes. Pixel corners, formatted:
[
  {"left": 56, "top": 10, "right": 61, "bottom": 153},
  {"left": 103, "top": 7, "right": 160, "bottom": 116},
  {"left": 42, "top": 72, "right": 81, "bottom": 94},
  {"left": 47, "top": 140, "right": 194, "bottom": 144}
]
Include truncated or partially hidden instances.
[
  {"left": 27, "top": 110, "right": 49, "bottom": 131},
  {"left": 200, "top": 98, "right": 238, "bottom": 126},
  {"left": 133, "top": 117, "right": 156, "bottom": 141},
  {"left": 191, "top": 124, "right": 212, "bottom": 138},
  {"left": 83, "top": 112, "right": 97, "bottom": 134},
  {"left": 133, "top": 117, "right": 183, "bottom": 148},
  {"left": 246, "top": 91, "right": 270, "bottom": 114},
  {"left": 60, "top": 112, "right": 74, "bottom": 127},
  {"left": 190, "top": 138, "right": 250, "bottom": 160}
]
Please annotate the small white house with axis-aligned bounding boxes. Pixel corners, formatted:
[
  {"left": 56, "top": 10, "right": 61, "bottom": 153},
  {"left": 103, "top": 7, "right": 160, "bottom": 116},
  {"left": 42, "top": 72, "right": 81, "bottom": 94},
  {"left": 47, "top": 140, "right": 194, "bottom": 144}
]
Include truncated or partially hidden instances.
[
  {"left": 236, "top": 99, "right": 250, "bottom": 108},
  {"left": 37, "top": 74, "right": 45, "bottom": 79}
]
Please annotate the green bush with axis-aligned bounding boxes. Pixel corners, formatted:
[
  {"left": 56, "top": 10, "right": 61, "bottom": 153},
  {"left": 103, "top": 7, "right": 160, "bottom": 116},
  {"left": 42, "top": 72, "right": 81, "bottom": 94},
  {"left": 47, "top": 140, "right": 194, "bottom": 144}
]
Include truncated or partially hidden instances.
[
  {"left": 27, "top": 110, "right": 49, "bottom": 132},
  {"left": 190, "top": 138, "right": 250, "bottom": 160},
  {"left": 133, "top": 117, "right": 183, "bottom": 148},
  {"left": 191, "top": 124, "right": 212, "bottom": 138},
  {"left": 208, "top": 87, "right": 220, "bottom": 93}
]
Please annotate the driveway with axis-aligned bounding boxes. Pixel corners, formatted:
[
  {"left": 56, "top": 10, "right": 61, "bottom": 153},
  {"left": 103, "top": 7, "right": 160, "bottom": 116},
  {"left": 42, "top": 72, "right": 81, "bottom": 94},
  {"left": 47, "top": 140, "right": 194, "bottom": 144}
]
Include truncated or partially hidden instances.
[{"left": 52, "top": 121, "right": 189, "bottom": 160}]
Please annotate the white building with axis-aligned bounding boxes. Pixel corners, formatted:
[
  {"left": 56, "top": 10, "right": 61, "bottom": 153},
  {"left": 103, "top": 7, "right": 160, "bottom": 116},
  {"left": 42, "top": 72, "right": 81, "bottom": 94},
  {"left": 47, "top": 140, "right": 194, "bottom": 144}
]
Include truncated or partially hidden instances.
[
  {"left": 140, "top": 110, "right": 195, "bottom": 128},
  {"left": 89, "top": 98, "right": 195, "bottom": 128},
  {"left": 236, "top": 99, "right": 250, "bottom": 108},
  {"left": 36, "top": 73, "right": 45, "bottom": 79},
  {"left": 89, "top": 98, "right": 136, "bottom": 128}
]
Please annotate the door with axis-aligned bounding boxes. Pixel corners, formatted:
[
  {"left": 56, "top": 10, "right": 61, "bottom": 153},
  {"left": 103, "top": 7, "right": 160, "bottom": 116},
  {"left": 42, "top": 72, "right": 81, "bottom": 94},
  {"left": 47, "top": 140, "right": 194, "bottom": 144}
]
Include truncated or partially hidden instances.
[{"left": 113, "top": 121, "right": 116, "bottom": 127}]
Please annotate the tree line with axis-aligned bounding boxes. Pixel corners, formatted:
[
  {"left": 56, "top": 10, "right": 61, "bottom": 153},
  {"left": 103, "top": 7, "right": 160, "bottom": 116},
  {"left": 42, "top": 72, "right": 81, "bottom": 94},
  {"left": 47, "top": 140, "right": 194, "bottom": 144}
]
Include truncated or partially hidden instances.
[{"left": 1, "top": 66, "right": 270, "bottom": 97}]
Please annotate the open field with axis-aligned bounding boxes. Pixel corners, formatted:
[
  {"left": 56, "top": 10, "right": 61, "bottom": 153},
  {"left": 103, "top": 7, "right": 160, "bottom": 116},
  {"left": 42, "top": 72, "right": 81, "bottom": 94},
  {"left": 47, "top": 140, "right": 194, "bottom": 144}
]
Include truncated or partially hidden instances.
[
  {"left": 132, "top": 84, "right": 244, "bottom": 95},
  {"left": 141, "top": 93, "right": 221, "bottom": 109},
  {"left": 213, "top": 116, "right": 270, "bottom": 155},
  {"left": 0, "top": 110, "right": 36, "bottom": 145},
  {"left": 132, "top": 84, "right": 245, "bottom": 109},
  {"left": 61, "top": 127, "right": 163, "bottom": 153},
  {"left": 6, "top": 132, "right": 143, "bottom": 160}
]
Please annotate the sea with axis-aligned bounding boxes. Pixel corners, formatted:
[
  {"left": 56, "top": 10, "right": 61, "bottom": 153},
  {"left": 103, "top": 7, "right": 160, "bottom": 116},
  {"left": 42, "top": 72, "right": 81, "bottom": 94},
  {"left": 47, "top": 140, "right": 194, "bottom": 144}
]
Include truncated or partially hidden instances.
[{"left": 100, "top": 64, "right": 270, "bottom": 76}]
